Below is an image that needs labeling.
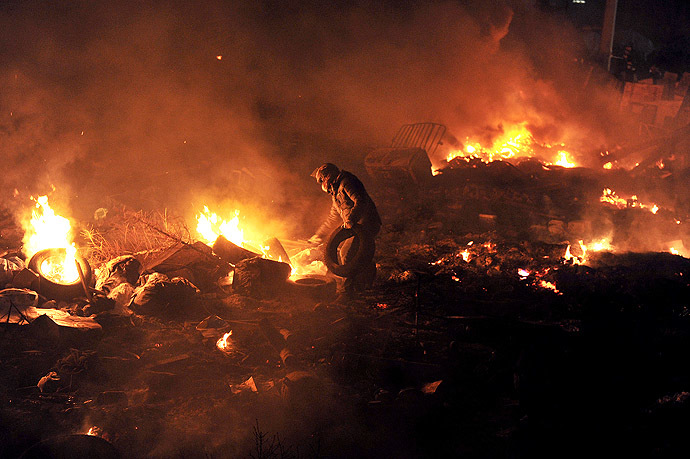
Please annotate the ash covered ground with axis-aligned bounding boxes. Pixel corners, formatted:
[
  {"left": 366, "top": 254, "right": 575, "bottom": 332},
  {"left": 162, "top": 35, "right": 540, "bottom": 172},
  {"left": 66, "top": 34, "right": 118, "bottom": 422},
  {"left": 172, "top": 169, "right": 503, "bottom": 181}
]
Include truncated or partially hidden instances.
[{"left": 2, "top": 158, "right": 690, "bottom": 459}]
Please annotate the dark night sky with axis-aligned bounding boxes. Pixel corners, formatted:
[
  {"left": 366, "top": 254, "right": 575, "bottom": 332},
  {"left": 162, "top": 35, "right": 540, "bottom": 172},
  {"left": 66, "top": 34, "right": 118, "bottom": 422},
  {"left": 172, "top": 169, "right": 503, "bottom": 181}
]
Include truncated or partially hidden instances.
[
  {"left": 616, "top": 0, "right": 690, "bottom": 44},
  {"left": 617, "top": 0, "right": 690, "bottom": 73},
  {"left": 545, "top": 0, "right": 690, "bottom": 71}
]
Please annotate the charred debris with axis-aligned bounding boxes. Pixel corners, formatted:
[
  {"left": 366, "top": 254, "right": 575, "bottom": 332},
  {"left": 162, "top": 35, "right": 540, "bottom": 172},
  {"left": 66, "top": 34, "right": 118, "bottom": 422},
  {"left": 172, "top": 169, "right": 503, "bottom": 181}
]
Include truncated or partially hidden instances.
[{"left": 3, "top": 121, "right": 690, "bottom": 457}]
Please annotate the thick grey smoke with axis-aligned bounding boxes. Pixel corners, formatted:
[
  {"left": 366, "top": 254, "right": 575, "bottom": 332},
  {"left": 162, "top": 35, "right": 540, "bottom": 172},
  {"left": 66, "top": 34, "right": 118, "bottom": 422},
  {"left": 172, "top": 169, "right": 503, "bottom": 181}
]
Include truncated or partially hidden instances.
[{"left": 0, "top": 0, "right": 631, "bottom": 233}]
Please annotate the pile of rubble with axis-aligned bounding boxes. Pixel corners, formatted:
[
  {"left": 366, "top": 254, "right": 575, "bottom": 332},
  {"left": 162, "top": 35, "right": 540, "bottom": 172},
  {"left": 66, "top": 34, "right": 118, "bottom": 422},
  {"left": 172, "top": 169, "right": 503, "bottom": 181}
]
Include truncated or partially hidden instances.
[{"left": 3, "top": 147, "right": 690, "bottom": 456}]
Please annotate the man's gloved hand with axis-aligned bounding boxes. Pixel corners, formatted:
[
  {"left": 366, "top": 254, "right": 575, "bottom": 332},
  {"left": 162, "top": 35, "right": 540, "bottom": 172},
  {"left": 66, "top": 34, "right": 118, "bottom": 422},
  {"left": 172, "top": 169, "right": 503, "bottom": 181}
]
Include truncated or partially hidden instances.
[{"left": 308, "top": 234, "right": 323, "bottom": 245}]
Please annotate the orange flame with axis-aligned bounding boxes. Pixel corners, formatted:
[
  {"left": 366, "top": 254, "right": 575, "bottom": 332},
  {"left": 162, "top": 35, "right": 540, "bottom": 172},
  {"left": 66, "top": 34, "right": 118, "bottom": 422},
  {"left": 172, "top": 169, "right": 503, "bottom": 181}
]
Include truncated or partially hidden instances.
[
  {"left": 600, "top": 188, "right": 660, "bottom": 214},
  {"left": 22, "top": 196, "right": 79, "bottom": 284},
  {"left": 445, "top": 123, "right": 578, "bottom": 167},
  {"left": 197, "top": 205, "right": 327, "bottom": 277},
  {"left": 196, "top": 206, "right": 243, "bottom": 246},
  {"left": 539, "top": 280, "right": 559, "bottom": 293},
  {"left": 564, "top": 238, "right": 612, "bottom": 265},
  {"left": 548, "top": 151, "right": 576, "bottom": 168},
  {"left": 216, "top": 331, "right": 234, "bottom": 353}
]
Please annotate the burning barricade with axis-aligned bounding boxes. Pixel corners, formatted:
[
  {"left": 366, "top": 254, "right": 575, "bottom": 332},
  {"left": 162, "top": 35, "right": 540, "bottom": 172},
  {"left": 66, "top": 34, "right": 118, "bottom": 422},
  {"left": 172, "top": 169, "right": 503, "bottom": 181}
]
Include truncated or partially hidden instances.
[{"left": 4, "top": 120, "right": 690, "bottom": 458}]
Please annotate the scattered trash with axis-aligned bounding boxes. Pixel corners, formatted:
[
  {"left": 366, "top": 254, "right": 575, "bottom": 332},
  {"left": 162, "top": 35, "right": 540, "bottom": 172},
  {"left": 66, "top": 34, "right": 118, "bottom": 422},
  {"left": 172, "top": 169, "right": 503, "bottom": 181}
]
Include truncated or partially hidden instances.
[
  {"left": 421, "top": 380, "right": 443, "bottom": 394},
  {"left": 230, "top": 376, "right": 258, "bottom": 394},
  {"left": 196, "top": 314, "right": 230, "bottom": 338},
  {"left": 128, "top": 273, "right": 200, "bottom": 317}
]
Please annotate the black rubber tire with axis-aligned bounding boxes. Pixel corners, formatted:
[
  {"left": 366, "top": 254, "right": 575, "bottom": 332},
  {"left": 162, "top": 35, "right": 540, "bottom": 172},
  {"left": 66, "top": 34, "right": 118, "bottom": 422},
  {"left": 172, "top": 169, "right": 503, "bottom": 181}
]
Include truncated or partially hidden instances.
[
  {"left": 324, "top": 225, "right": 375, "bottom": 278},
  {"left": 287, "top": 274, "right": 337, "bottom": 301},
  {"left": 28, "top": 248, "right": 93, "bottom": 301}
]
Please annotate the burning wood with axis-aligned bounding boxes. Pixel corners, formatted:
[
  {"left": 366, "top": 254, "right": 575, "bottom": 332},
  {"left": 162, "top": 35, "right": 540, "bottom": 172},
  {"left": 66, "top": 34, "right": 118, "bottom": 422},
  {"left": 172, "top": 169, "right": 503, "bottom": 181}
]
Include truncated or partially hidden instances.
[
  {"left": 442, "top": 122, "right": 579, "bottom": 170},
  {"left": 212, "top": 235, "right": 260, "bottom": 265},
  {"left": 600, "top": 187, "right": 660, "bottom": 214}
]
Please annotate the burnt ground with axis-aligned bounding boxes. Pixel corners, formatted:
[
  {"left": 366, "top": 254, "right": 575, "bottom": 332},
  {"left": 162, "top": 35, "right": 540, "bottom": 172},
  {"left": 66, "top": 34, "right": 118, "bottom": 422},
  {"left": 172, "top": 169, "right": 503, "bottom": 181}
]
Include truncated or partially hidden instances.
[{"left": 2, "top": 161, "right": 690, "bottom": 458}]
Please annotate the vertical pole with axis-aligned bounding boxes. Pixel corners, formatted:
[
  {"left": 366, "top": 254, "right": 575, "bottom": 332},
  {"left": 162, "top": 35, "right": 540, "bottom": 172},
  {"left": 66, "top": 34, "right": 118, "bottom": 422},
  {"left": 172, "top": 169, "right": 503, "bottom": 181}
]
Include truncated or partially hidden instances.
[{"left": 600, "top": 0, "right": 618, "bottom": 72}]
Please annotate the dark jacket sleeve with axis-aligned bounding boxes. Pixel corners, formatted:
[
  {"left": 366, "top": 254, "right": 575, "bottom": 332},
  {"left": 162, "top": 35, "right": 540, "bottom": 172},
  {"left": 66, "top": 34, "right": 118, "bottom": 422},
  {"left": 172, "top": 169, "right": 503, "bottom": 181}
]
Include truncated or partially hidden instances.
[
  {"left": 315, "top": 200, "right": 341, "bottom": 238},
  {"left": 340, "top": 175, "right": 368, "bottom": 225}
]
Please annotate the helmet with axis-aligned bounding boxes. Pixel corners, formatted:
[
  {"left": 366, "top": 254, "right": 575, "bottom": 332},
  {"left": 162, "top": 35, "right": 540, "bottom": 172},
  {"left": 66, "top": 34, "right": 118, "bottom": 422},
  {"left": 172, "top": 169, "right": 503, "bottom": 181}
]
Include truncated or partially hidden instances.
[{"left": 311, "top": 163, "right": 339, "bottom": 192}]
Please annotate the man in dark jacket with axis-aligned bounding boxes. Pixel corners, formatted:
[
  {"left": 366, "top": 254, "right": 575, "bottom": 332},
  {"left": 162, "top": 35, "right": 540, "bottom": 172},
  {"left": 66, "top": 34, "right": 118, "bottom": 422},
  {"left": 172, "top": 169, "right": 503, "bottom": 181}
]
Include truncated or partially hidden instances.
[{"left": 310, "top": 163, "right": 381, "bottom": 295}]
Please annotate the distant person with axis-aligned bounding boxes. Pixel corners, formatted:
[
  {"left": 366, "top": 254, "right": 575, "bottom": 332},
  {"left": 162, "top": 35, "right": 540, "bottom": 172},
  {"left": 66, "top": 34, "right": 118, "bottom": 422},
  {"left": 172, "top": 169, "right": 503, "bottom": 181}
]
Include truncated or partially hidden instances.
[
  {"left": 621, "top": 45, "right": 638, "bottom": 82},
  {"left": 309, "top": 163, "right": 381, "bottom": 297}
]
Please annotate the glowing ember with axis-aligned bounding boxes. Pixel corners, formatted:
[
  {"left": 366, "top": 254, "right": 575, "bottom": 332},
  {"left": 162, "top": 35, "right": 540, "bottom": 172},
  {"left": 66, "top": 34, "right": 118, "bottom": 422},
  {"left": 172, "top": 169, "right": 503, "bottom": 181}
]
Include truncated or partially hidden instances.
[
  {"left": 216, "top": 331, "right": 234, "bottom": 354},
  {"left": 670, "top": 247, "right": 680, "bottom": 255},
  {"left": 22, "top": 196, "right": 79, "bottom": 284},
  {"left": 600, "top": 188, "right": 660, "bottom": 214},
  {"left": 600, "top": 188, "right": 628, "bottom": 208},
  {"left": 539, "top": 280, "right": 559, "bottom": 293},
  {"left": 518, "top": 268, "right": 530, "bottom": 278},
  {"left": 86, "top": 426, "right": 102, "bottom": 436},
  {"left": 603, "top": 162, "right": 613, "bottom": 170},
  {"left": 459, "top": 241, "right": 474, "bottom": 262}
]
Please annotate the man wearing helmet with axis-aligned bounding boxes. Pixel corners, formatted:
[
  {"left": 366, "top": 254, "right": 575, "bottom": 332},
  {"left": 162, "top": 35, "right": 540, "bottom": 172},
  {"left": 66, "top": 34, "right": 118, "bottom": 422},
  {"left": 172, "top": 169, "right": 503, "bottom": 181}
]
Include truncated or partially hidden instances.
[{"left": 309, "top": 163, "right": 382, "bottom": 295}]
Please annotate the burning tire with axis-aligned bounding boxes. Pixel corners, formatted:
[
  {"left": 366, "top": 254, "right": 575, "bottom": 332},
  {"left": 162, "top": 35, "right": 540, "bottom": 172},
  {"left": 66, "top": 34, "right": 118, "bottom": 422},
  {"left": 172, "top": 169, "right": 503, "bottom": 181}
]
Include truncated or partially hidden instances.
[
  {"left": 28, "top": 248, "right": 93, "bottom": 301},
  {"left": 324, "top": 225, "right": 375, "bottom": 278},
  {"left": 287, "top": 274, "right": 337, "bottom": 301}
]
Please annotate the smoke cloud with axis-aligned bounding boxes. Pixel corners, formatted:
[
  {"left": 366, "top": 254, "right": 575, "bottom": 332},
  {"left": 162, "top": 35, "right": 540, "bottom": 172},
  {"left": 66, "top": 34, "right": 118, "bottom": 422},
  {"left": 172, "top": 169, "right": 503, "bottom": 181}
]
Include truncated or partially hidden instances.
[{"left": 0, "top": 0, "right": 632, "bottom": 235}]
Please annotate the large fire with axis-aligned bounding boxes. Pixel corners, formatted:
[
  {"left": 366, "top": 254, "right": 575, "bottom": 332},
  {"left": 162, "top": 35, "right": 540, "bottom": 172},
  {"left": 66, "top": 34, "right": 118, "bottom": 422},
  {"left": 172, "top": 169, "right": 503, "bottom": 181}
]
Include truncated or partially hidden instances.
[
  {"left": 444, "top": 123, "right": 578, "bottom": 168},
  {"left": 196, "top": 206, "right": 243, "bottom": 246},
  {"left": 196, "top": 206, "right": 327, "bottom": 276},
  {"left": 23, "top": 196, "right": 79, "bottom": 284}
]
